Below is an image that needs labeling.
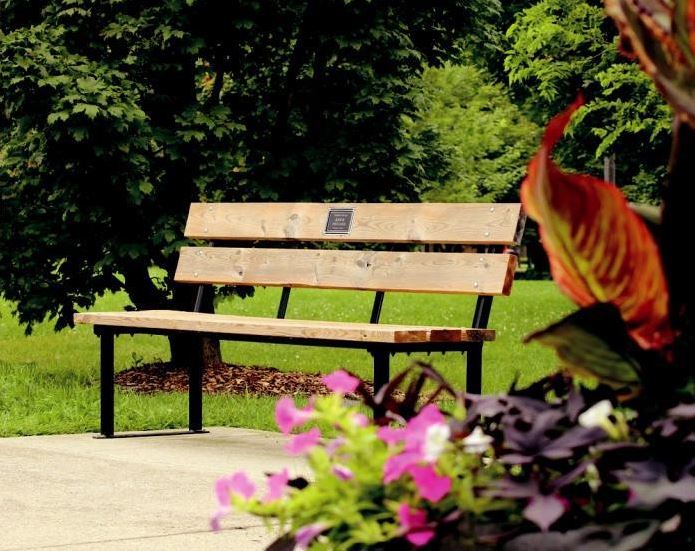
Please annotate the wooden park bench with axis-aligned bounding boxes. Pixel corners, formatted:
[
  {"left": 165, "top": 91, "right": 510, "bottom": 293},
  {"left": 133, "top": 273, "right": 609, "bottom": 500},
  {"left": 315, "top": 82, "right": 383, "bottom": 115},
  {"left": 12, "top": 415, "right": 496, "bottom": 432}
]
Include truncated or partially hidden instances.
[{"left": 75, "top": 203, "right": 525, "bottom": 437}]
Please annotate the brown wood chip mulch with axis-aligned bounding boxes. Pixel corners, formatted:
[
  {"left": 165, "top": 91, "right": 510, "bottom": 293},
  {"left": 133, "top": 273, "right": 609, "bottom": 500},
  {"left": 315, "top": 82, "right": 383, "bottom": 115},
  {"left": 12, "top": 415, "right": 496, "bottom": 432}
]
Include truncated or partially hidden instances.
[{"left": 115, "top": 362, "right": 373, "bottom": 397}]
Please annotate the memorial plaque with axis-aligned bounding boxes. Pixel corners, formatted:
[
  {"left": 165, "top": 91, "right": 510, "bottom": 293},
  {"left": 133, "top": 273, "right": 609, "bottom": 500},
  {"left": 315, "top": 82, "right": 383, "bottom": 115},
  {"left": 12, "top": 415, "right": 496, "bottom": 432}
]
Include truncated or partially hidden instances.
[{"left": 324, "top": 208, "right": 355, "bottom": 235}]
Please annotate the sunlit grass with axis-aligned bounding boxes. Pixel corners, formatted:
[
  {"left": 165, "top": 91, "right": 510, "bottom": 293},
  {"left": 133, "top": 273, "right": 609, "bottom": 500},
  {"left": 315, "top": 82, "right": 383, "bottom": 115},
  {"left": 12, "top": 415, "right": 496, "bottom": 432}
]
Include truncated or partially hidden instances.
[{"left": 0, "top": 281, "right": 572, "bottom": 436}]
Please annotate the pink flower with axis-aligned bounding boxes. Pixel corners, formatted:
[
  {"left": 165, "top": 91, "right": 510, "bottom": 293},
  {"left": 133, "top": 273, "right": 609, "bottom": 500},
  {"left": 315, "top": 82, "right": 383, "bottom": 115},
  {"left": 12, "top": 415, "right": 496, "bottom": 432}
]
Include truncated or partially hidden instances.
[
  {"left": 352, "top": 413, "right": 369, "bottom": 427},
  {"left": 398, "top": 503, "right": 435, "bottom": 547},
  {"left": 295, "top": 522, "right": 328, "bottom": 549},
  {"left": 326, "top": 436, "right": 345, "bottom": 456},
  {"left": 322, "top": 370, "right": 360, "bottom": 394},
  {"left": 275, "top": 397, "right": 315, "bottom": 434},
  {"left": 285, "top": 427, "right": 322, "bottom": 456},
  {"left": 210, "top": 506, "right": 229, "bottom": 532},
  {"left": 384, "top": 451, "right": 422, "bottom": 483},
  {"left": 381, "top": 405, "right": 450, "bottom": 483},
  {"left": 215, "top": 472, "right": 256, "bottom": 504},
  {"left": 263, "top": 469, "right": 289, "bottom": 503},
  {"left": 332, "top": 465, "right": 354, "bottom": 480},
  {"left": 408, "top": 465, "right": 451, "bottom": 503},
  {"left": 378, "top": 425, "right": 406, "bottom": 445},
  {"left": 407, "top": 404, "right": 446, "bottom": 437},
  {"left": 211, "top": 472, "right": 256, "bottom": 532}
]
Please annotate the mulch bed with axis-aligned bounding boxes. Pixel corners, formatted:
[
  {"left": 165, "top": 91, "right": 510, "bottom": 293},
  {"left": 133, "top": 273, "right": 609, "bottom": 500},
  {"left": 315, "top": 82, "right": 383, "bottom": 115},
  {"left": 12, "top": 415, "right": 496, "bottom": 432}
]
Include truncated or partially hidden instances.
[{"left": 115, "top": 362, "right": 374, "bottom": 397}]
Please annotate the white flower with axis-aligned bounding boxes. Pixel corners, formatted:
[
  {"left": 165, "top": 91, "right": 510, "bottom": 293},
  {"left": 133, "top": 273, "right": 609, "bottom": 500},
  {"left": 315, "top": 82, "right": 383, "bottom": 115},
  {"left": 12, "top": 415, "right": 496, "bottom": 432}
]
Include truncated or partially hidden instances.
[
  {"left": 462, "top": 427, "right": 493, "bottom": 454},
  {"left": 578, "top": 400, "right": 613, "bottom": 429},
  {"left": 423, "top": 423, "right": 451, "bottom": 461}
]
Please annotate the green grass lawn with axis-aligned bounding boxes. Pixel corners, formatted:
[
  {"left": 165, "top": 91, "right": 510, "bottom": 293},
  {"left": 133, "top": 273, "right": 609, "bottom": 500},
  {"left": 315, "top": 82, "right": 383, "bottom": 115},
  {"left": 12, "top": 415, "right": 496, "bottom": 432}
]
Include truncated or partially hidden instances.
[{"left": 0, "top": 281, "right": 572, "bottom": 436}]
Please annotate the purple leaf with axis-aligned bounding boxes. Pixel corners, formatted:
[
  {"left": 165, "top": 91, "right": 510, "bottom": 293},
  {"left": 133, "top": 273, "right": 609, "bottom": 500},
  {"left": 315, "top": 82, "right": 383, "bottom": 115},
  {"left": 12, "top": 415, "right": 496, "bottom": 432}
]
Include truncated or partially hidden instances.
[
  {"left": 264, "top": 535, "right": 296, "bottom": 551},
  {"left": 488, "top": 478, "right": 539, "bottom": 499},
  {"left": 619, "top": 460, "right": 695, "bottom": 508},
  {"left": 504, "top": 520, "right": 659, "bottom": 551},
  {"left": 541, "top": 426, "right": 606, "bottom": 459},
  {"left": 523, "top": 494, "right": 566, "bottom": 532},
  {"left": 668, "top": 403, "right": 695, "bottom": 419}
]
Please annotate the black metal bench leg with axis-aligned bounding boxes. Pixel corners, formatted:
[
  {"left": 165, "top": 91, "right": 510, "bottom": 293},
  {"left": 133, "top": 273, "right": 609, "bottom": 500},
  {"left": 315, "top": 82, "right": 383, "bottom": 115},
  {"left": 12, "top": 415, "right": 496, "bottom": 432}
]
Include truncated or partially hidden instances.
[
  {"left": 100, "top": 331, "right": 115, "bottom": 438},
  {"left": 371, "top": 350, "right": 390, "bottom": 419},
  {"left": 373, "top": 351, "right": 390, "bottom": 395},
  {"left": 466, "top": 343, "right": 483, "bottom": 395},
  {"left": 188, "top": 337, "right": 204, "bottom": 432}
]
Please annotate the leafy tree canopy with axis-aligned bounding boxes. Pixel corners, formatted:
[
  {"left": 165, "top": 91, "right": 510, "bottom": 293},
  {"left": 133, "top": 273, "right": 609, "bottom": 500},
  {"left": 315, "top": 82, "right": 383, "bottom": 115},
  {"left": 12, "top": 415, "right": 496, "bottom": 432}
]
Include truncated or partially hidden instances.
[
  {"left": 0, "top": 0, "right": 499, "bottom": 333},
  {"left": 412, "top": 63, "right": 539, "bottom": 203},
  {"left": 504, "top": 0, "right": 672, "bottom": 203}
]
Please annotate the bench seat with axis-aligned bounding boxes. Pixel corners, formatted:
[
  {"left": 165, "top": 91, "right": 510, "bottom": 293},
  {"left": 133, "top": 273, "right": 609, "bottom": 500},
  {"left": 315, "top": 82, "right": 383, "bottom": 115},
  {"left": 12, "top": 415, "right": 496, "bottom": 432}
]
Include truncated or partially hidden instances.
[{"left": 74, "top": 310, "right": 495, "bottom": 344}]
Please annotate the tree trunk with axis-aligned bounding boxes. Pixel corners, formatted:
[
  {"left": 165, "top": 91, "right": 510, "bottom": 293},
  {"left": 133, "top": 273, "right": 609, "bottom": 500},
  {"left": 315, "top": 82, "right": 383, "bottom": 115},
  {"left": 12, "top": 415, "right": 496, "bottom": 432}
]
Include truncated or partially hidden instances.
[
  {"left": 268, "top": 0, "right": 319, "bottom": 166},
  {"left": 663, "top": 119, "right": 695, "bottom": 365},
  {"left": 144, "top": 37, "right": 224, "bottom": 371},
  {"left": 168, "top": 284, "right": 223, "bottom": 369}
]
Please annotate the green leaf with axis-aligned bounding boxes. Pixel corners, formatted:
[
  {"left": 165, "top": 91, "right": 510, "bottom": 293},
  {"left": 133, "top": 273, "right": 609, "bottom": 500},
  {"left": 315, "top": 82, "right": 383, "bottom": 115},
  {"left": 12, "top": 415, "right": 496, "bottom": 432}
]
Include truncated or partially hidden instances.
[
  {"left": 47, "top": 111, "right": 70, "bottom": 125},
  {"left": 139, "top": 181, "right": 154, "bottom": 195},
  {"left": 524, "top": 303, "right": 643, "bottom": 388},
  {"left": 73, "top": 104, "right": 100, "bottom": 119},
  {"left": 69, "top": 127, "right": 89, "bottom": 141}
]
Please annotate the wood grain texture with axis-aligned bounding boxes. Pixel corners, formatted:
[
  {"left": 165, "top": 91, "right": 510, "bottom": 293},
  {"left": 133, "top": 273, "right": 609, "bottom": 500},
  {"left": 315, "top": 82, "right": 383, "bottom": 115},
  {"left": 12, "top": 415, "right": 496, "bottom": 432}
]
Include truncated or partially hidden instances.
[
  {"left": 174, "top": 247, "right": 515, "bottom": 295},
  {"left": 184, "top": 203, "right": 523, "bottom": 245},
  {"left": 73, "top": 310, "right": 494, "bottom": 343}
]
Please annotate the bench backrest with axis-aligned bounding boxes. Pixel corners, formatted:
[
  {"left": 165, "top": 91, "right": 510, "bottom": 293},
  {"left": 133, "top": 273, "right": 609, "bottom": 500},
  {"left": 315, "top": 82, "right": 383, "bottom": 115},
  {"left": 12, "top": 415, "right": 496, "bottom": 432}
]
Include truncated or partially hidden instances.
[{"left": 175, "top": 203, "right": 524, "bottom": 297}]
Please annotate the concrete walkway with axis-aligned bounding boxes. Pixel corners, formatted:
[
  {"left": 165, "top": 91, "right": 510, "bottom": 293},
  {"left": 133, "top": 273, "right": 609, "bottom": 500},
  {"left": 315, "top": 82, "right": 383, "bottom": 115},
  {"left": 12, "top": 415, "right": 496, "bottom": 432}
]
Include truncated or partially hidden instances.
[{"left": 0, "top": 428, "right": 306, "bottom": 550}]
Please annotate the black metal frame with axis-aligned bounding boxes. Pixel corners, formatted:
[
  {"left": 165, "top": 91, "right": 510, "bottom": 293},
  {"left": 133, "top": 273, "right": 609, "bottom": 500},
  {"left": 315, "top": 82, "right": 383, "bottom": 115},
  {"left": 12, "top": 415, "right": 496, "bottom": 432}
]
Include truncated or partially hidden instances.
[
  {"left": 93, "top": 292, "right": 490, "bottom": 438},
  {"left": 94, "top": 326, "right": 485, "bottom": 438}
]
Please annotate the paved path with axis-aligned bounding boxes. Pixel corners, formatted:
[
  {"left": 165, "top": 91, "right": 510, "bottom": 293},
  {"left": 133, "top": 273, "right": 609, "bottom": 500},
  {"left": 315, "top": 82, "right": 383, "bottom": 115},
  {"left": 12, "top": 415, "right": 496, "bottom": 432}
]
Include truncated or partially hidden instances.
[{"left": 0, "top": 428, "right": 305, "bottom": 550}]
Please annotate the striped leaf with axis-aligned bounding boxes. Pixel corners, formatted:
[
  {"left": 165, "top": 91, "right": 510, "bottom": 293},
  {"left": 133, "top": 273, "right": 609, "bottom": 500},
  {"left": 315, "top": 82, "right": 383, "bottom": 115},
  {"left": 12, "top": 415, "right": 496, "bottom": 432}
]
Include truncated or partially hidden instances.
[
  {"left": 605, "top": 0, "right": 695, "bottom": 127},
  {"left": 521, "top": 97, "right": 672, "bottom": 350}
]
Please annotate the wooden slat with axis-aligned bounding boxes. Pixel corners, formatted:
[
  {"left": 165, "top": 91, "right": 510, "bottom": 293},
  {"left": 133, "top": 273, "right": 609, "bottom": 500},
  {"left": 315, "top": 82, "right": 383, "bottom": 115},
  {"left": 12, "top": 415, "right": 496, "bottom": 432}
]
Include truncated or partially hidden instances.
[
  {"left": 73, "top": 311, "right": 495, "bottom": 343},
  {"left": 174, "top": 247, "right": 516, "bottom": 296},
  {"left": 185, "top": 203, "right": 523, "bottom": 245}
]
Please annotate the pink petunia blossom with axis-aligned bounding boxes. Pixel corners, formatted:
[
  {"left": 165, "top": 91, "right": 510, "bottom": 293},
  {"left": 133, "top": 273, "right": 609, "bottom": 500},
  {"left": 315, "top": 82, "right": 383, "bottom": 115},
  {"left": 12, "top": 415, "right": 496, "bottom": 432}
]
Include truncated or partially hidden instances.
[
  {"left": 285, "top": 427, "right": 322, "bottom": 456},
  {"left": 275, "top": 397, "right": 315, "bottom": 434},
  {"left": 326, "top": 436, "right": 345, "bottom": 456},
  {"left": 322, "top": 370, "right": 360, "bottom": 394},
  {"left": 408, "top": 530, "right": 437, "bottom": 547},
  {"left": 263, "top": 469, "right": 290, "bottom": 504},
  {"left": 397, "top": 503, "right": 436, "bottom": 547},
  {"left": 210, "top": 506, "right": 229, "bottom": 532},
  {"left": 352, "top": 413, "right": 369, "bottom": 427},
  {"left": 211, "top": 472, "right": 256, "bottom": 532},
  {"left": 381, "top": 405, "right": 451, "bottom": 483},
  {"left": 408, "top": 465, "right": 452, "bottom": 503},
  {"left": 378, "top": 425, "right": 406, "bottom": 445},
  {"left": 332, "top": 465, "right": 354, "bottom": 481},
  {"left": 215, "top": 472, "right": 256, "bottom": 505},
  {"left": 384, "top": 451, "right": 422, "bottom": 483},
  {"left": 408, "top": 404, "right": 446, "bottom": 433},
  {"left": 295, "top": 522, "right": 329, "bottom": 549}
]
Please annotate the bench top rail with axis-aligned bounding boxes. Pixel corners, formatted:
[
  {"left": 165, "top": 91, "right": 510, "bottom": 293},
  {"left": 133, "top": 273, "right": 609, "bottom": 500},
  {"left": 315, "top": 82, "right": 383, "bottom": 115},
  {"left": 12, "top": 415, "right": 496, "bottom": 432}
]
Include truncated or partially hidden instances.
[
  {"left": 175, "top": 247, "right": 517, "bottom": 296},
  {"left": 185, "top": 203, "right": 524, "bottom": 245}
]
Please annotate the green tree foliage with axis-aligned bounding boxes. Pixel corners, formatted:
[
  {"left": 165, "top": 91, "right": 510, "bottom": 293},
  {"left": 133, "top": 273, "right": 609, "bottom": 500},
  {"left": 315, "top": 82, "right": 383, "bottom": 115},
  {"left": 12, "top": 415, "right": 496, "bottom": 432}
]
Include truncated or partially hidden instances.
[
  {"left": 0, "top": 0, "right": 498, "bottom": 338},
  {"left": 504, "top": 0, "right": 672, "bottom": 203},
  {"left": 412, "top": 63, "right": 539, "bottom": 203}
]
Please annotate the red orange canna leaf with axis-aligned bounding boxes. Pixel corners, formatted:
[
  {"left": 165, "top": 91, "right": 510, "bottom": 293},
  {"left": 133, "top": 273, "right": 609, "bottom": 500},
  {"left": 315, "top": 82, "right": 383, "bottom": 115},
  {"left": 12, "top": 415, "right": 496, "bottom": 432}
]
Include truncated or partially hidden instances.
[
  {"left": 521, "top": 97, "right": 672, "bottom": 350},
  {"left": 605, "top": 0, "right": 695, "bottom": 127}
]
